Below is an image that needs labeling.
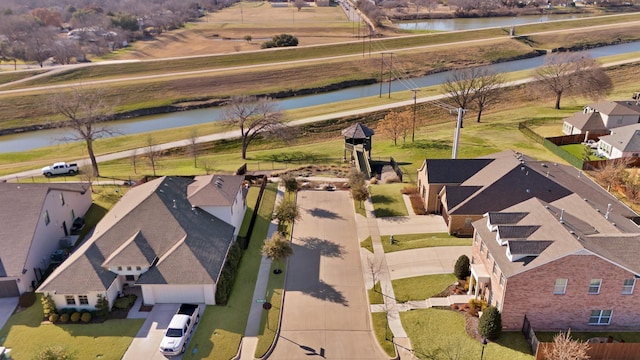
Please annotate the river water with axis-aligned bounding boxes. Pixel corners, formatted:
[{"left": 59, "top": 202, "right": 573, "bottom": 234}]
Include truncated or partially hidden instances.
[
  {"left": 1, "top": 41, "right": 639, "bottom": 153},
  {"left": 396, "top": 13, "right": 596, "bottom": 31}
]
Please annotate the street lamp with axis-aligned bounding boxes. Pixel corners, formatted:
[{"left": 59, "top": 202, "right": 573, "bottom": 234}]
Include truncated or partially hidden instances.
[{"left": 480, "top": 337, "right": 488, "bottom": 360}]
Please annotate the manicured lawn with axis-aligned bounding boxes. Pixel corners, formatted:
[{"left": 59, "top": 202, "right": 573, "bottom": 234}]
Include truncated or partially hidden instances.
[
  {"left": 360, "top": 236, "right": 373, "bottom": 254},
  {"left": 254, "top": 262, "right": 286, "bottom": 358},
  {"left": 392, "top": 274, "right": 456, "bottom": 303},
  {"left": 560, "top": 143, "right": 600, "bottom": 161},
  {"left": 371, "top": 312, "right": 397, "bottom": 358},
  {"left": 368, "top": 283, "right": 384, "bottom": 305},
  {"left": 0, "top": 294, "right": 143, "bottom": 360},
  {"left": 369, "top": 183, "right": 409, "bottom": 217},
  {"left": 401, "top": 309, "right": 533, "bottom": 360},
  {"left": 381, "top": 233, "right": 472, "bottom": 253},
  {"left": 184, "top": 183, "right": 277, "bottom": 360}
]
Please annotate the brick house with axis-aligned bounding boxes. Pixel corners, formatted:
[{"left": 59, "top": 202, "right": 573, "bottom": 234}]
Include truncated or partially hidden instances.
[{"left": 470, "top": 194, "right": 640, "bottom": 331}]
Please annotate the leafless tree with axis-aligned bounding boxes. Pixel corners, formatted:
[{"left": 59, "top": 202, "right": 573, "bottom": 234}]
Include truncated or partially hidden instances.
[
  {"left": 146, "top": 136, "right": 160, "bottom": 176},
  {"left": 131, "top": 148, "right": 138, "bottom": 174},
  {"left": 50, "top": 87, "right": 117, "bottom": 177},
  {"left": 366, "top": 254, "right": 383, "bottom": 292},
  {"left": 51, "top": 39, "right": 81, "bottom": 65},
  {"left": 223, "top": 95, "right": 286, "bottom": 160},
  {"left": 188, "top": 128, "right": 199, "bottom": 168},
  {"left": 473, "top": 70, "right": 505, "bottom": 123},
  {"left": 201, "top": 160, "right": 214, "bottom": 174},
  {"left": 535, "top": 52, "right": 612, "bottom": 110},
  {"left": 543, "top": 329, "right": 591, "bottom": 360},
  {"left": 441, "top": 67, "right": 484, "bottom": 127},
  {"left": 594, "top": 158, "right": 631, "bottom": 192}
]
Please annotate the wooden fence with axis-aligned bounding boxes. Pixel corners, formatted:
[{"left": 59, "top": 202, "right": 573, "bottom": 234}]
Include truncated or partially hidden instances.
[{"left": 536, "top": 342, "right": 640, "bottom": 360}]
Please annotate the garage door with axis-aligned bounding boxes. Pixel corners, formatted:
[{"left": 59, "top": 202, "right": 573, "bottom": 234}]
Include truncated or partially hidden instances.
[
  {"left": 0, "top": 280, "right": 19, "bottom": 298},
  {"left": 147, "top": 285, "right": 207, "bottom": 304}
]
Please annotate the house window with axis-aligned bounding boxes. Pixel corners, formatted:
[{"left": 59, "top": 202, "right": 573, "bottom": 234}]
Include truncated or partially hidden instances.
[
  {"left": 78, "top": 295, "right": 89, "bottom": 305},
  {"left": 492, "top": 262, "right": 498, "bottom": 275},
  {"left": 136, "top": 266, "right": 141, "bottom": 271},
  {"left": 125, "top": 275, "right": 135, "bottom": 281},
  {"left": 126, "top": 266, "right": 132, "bottom": 271},
  {"left": 60, "top": 193, "right": 65, "bottom": 206},
  {"left": 500, "top": 274, "right": 506, "bottom": 287},
  {"left": 589, "top": 310, "right": 612, "bottom": 325},
  {"left": 588, "top": 279, "right": 602, "bottom": 294},
  {"left": 65, "top": 295, "right": 76, "bottom": 305},
  {"left": 486, "top": 251, "right": 491, "bottom": 262},
  {"left": 44, "top": 211, "right": 50, "bottom": 226},
  {"left": 554, "top": 278, "right": 568, "bottom": 294},
  {"left": 480, "top": 241, "right": 486, "bottom": 253},
  {"left": 622, "top": 279, "right": 635, "bottom": 294},
  {"left": 117, "top": 266, "right": 123, "bottom": 271}
]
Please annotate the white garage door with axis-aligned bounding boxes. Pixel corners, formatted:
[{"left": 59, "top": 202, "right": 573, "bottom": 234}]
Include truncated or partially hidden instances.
[{"left": 148, "top": 285, "right": 207, "bottom": 304}]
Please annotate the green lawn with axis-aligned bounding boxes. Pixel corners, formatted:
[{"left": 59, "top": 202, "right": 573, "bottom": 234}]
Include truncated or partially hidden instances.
[
  {"left": 254, "top": 262, "right": 286, "bottom": 358},
  {"left": 0, "top": 294, "right": 143, "bottom": 360},
  {"left": 392, "top": 274, "right": 456, "bottom": 303},
  {"left": 371, "top": 312, "right": 397, "bottom": 358},
  {"left": 184, "top": 183, "right": 277, "bottom": 359},
  {"left": 382, "top": 233, "right": 472, "bottom": 253},
  {"left": 560, "top": 143, "right": 600, "bottom": 161},
  {"left": 368, "top": 283, "right": 384, "bottom": 305},
  {"left": 369, "top": 183, "right": 409, "bottom": 217},
  {"left": 401, "top": 309, "right": 533, "bottom": 360},
  {"left": 360, "top": 236, "right": 373, "bottom": 254}
]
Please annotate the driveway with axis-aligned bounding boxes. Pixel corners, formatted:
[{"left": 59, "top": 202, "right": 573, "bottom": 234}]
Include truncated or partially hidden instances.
[
  {"left": 0, "top": 297, "right": 18, "bottom": 329},
  {"left": 269, "top": 190, "right": 387, "bottom": 360},
  {"left": 385, "top": 246, "right": 472, "bottom": 280},
  {"left": 122, "top": 304, "right": 204, "bottom": 360}
]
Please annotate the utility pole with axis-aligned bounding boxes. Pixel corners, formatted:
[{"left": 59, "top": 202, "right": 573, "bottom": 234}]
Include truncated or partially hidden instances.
[
  {"left": 411, "top": 89, "right": 419, "bottom": 143},
  {"left": 240, "top": 2, "right": 243, "bottom": 24},
  {"left": 388, "top": 53, "right": 394, "bottom": 98},
  {"left": 451, "top": 108, "right": 465, "bottom": 159},
  {"left": 379, "top": 53, "right": 386, "bottom": 98}
]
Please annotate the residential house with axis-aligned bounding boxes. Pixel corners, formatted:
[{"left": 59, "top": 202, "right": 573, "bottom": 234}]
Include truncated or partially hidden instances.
[
  {"left": 595, "top": 123, "right": 640, "bottom": 159},
  {"left": 470, "top": 194, "right": 640, "bottom": 331},
  {"left": 38, "top": 175, "right": 247, "bottom": 310},
  {"left": 417, "top": 150, "right": 639, "bottom": 236},
  {"left": 562, "top": 100, "right": 640, "bottom": 135},
  {"left": 0, "top": 183, "right": 91, "bottom": 297}
]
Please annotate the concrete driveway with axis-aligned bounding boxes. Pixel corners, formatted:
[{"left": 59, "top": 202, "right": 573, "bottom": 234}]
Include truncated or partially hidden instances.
[
  {"left": 385, "top": 246, "right": 472, "bottom": 280},
  {"left": 269, "top": 190, "right": 387, "bottom": 360},
  {"left": 0, "top": 297, "right": 18, "bottom": 329},
  {"left": 122, "top": 304, "right": 204, "bottom": 360}
]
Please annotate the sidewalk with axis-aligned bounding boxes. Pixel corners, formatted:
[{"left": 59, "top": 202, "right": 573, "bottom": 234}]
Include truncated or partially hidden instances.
[{"left": 237, "top": 183, "right": 283, "bottom": 360}]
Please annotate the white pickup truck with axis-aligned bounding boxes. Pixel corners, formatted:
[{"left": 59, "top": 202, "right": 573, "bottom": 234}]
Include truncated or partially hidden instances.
[
  {"left": 41, "top": 162, "right": 79, "bottom": 177},
  {"left": 159, "top": 304, "right": 200, "bottom": 356}
]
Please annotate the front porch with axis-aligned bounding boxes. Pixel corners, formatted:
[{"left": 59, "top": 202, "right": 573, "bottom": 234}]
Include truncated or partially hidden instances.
[{"left": 468, "top": 264, "right": 491, "bottom": 298}]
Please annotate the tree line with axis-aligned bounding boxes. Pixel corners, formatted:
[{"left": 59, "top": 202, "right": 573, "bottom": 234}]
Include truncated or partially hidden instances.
[{"left": 0, "top": 0, "right": 238, "bottom": 68}]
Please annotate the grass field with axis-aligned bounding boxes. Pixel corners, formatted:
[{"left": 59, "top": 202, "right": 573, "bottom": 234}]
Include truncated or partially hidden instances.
[
  {"left": 382, "top": 233, "right": 472, "bottom": 253},
  {"left": 392, "top": 274, "right": 456, "bottom": 302},
  {"left": 369, "top": 183, "right": 409, "bottom": 217}
]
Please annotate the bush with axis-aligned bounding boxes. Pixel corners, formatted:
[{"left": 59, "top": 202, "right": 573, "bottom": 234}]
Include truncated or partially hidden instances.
[
  {"left": 70, "top": 312, "right": 81, "bottom": 323},
  {"left": 478, "top": 306, "right": 502, "bottom": 340},
  {"left": 454, "top": 255, "right": 471, "bottom": 280},
  {"left": 81, "top": 312, "right": 92, "bottom": 323},
  {"left": 49, "top": 313, "right": 59, "bottom": 323},
  {"left": 35, "top": 345, "right": 75, "bottom": 360},
  {"left": 400, "top": 186, "right": 418, "bottom": 195},
  {"left": 59, "top": 313, "right": 70, "bottom": 323},
  {"left": 113, "top": 295, "right": 136, "bottom": 310},
  {"left": 95, "top": 295, "right": 110, "bottom": 318},
  {"left": 409, "top": 193, "right": 427, "bottom": 215},
  {"left": 41, "top": 294, "right": 57, "bottom": 318},
  {"left": 216, "top": 242, "right": 244, "bottom": 305},
  {"left": 260, "top": 33, "right": 298, "bottom": 48},
  {"left": 19, "top": 291, "right": 36, "bottom": 308}
]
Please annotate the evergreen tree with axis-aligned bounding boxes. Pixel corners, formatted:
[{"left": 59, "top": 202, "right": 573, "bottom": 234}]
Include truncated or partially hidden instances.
[{"left": 478, "top": 306, "right": 502, "bottom": 340}]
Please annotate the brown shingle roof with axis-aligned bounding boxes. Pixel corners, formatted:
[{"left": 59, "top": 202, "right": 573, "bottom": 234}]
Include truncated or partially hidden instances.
[
  {"left": 563, "top": 112, "right": 606, "bottom": 132},
  {"left": 187, "top": 174, "right": 245, "bottom": 207},
  {"left": 341, "top": 122, "right": 374, "bottom": 139},
  {"left": 588, "top": 100, "right": 640, "bottom": 116}
]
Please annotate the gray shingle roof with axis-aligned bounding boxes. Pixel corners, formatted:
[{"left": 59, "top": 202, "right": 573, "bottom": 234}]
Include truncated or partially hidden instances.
[
  {"left": 487, "top": 212, "right": 528, "bottom": 225},
  {"left": 0, "top": 183, "right": 89, "bottom": 279},
  {"left": 599, "top": 123, "right": 640, "bottom": 153},
  {"left": 497, "top": 225, "right": 539, "bottom": 239},
  {"left": 341, "top": 123, "right": 375, "bottom": 139},
  {"left": 588, "top": 100, "right": 640, "bottom": 116},
  {"left": 507, "top": 240, "right": 553, "bottom": 255},
  {"left": 563, "top": 112, "right": 605, "bottom": 132},
  {"left": 424, "top": 159, "right": 493, "bottom": 184},
  {"left": 39, "top": 176, "right": 236, "bottom": 294}
]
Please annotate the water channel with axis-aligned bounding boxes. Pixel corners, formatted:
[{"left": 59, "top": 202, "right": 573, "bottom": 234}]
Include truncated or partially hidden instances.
[
  {"left": 1, "top": 41, "right": 639, "bottom": 153},
  {"left": 396, "top": 13, "right": 596, "bottom": 31}
]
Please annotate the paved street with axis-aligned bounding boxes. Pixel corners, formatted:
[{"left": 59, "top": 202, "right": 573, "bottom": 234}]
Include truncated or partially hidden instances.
[{"left": 269, "top": 190, "right": 386, "bottom": 359}]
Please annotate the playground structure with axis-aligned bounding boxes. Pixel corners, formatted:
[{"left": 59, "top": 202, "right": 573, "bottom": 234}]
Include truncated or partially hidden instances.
[{"left": 341, "top": 122, "right": 374, "bottom": 179}]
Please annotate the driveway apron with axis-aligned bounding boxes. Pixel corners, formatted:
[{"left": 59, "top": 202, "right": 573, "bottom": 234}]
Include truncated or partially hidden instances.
[{"left": 268, "top": 190, "right": 387, "bottom": 359}]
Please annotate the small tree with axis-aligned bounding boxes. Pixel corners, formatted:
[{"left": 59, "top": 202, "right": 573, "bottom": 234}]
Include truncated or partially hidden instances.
[
  {"left": 472, "top": 70, "right": 505, "bottom": 123},
  {"left": 262, "top": 232, "right": 293, "bottom": 274},
  {"left": 352, "top": 185, "right": 369, "bottom": 209},
  {"left": 274, "top": 200, "right": 301, "bottom": 234},
  {"left": 543, "top": 329, "right": 591, "bottom": 360},
  {"left": 453, "top": 255, "right": 471, "bottom": 280},
  {"left": 377, "top": 110, "right": 411, "bottom": 146},
  {"left": 478, "top": 306, "right": 502, "bottom": 340},
  {"left": 281, "top": 173, "right": 299, "bottom": 194},
  {"left": 188, "top": 128, "right": 199, "bottom": 168},
  {"left": 41, "top": 293, "right": 57, "bottom": 318},
  {"left": 95, "top": 294, "right": 110, "bottom": 318},
  {"left": 244, "top": 34, "right": 252, "bottom": 42},
  {"left": 146, "top": 136, "right": 159, "bottom": 176},
  {"left": 349, "top": 168, "right": 369, "bottom": 208}
]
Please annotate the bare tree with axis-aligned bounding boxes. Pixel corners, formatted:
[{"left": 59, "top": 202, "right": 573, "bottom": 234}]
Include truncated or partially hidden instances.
[
  {"left": 441, "top": 67, "right": 484, "bottom": 127},
  {"left": 201, "top": 160, "right": 214, "bottom": 175},
  {"left": 366, "top": 254, "right": 383, "bottom": 293},
  {"left": 377, "top": 110, "right": 411, "bottom": 146},
  {"left": 535, "top": 52, "right": 612, "bottom": 110},
  {"left": 223, "top": 95, "right": 285, "bottom": 160},
  {"left": 473, "top": 70, "right": 505, "bottom": 123},
  {"left": 146, "top": 136, "right": 159, "bottom": 176},
  {"left": 50, "top": 39, "right": 81, "bottom": 65},
  {"left": 593, "top": 158, "right": 630, "bottom": 192},
  {"left": 50, "top": 87, "right": 117, "bottom": 177},
  {"left": 131, "top": 148, "right": 138, "bottom": 174},
  {"left": 543, "top": 329, "right": 590, "bottom": 360},
  {"left": 188, "top": 128, "right": 199, "bottom": 168}
]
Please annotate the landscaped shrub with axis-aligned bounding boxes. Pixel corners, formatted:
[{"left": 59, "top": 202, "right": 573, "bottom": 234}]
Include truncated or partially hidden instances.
[
  {"left": 453, "top": 255, "right": 471, "bottom": 280},
  {"left": 95, "top": 295, "right": 110, "bottom": 318},
  {"left": 216, "top": 241, "right": 244, "bottom": 305},
  {"left": 409, "top": 193, "right": 427, "bottom": 215},
  {"left": 35, "top": 345, "right": 75, "bottom": 360},
  {"left": 19, "top": 291, "right": 36, "bottom": 308},
  {"left": 70, "top": 312, "right": 81, "bottom": 323},
  {"left": 41, "top": 293, "right": 57, "bottom": 318},
  {"left": 478, "top": 306, "right": 502, "bottom": 340},
  {"left": 113, "top": 295, "right": 136, "bottom": 310},
  {"left": 49, "top": 313, "right": 59, "bottom": 323},
  {"left": 59, "top": 313, "right": 70, "bottom": 323},
  {"left": 81, "top": 312, "right": 92, "bottom": 323},
  {"left": 469, "top": 298, "right": 487, "bottom": 311},
  {"left": 400, "top": 186, "right": 418, "bottom": 195}
]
